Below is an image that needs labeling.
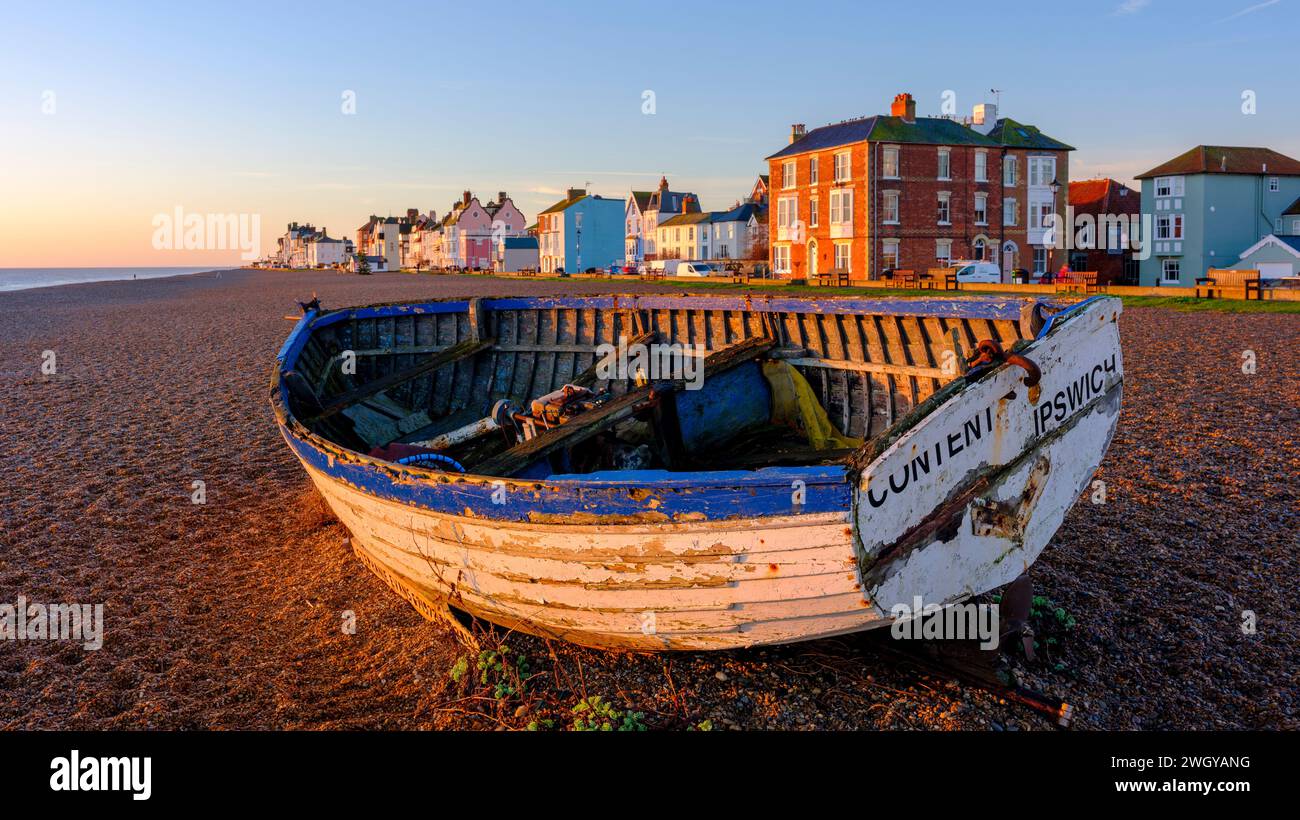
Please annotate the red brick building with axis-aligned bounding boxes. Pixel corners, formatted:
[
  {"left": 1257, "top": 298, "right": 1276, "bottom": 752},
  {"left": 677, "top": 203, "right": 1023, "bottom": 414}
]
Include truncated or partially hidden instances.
[
  {"left": 1067, "top": 178, "right": 1141, "bottom": 284},
  {"left": 765, "top": 93, "right": 1072, "bottom": 280}
]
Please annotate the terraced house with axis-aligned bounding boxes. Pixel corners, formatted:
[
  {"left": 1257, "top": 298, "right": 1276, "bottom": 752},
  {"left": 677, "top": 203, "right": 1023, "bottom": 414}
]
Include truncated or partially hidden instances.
[
  {"left": 654, "top": 200, "right": 767, "bottom": 261},
  {"left": 765, "top": 93, "right": 1071, "bottom": 280}
]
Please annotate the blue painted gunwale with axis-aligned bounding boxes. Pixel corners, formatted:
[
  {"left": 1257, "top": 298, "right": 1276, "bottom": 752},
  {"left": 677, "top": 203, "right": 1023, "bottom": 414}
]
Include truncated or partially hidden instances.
[{"left": 271, "top": 293, "right": 1038, "bottom": 523}]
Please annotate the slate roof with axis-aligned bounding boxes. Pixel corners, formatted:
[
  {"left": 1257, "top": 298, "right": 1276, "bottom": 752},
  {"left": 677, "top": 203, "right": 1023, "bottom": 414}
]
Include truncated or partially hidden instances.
[
  {"left": 628, "top": 191, "right": 652, "bottom": 211},
  {"left": 711, "top": 202, "right": 764, "bottom": 223},
  {"left": 986, "top": 118, "right": 1074, "bottom": 151},
  {"left": 1281, "top": 195, "right": 1300, "bottom": 216},
  {"left": 1136, "top": 146, "right": 1300, "bottom": 179},
  {"left": 647, "top": 189, "right": 699, "bottom": 214},
  {"left": 767, "top": 115, "right": 1001, "bottom": 159},
  {"left": 658, "top": 211, "right": 713, "bottom": 228}
]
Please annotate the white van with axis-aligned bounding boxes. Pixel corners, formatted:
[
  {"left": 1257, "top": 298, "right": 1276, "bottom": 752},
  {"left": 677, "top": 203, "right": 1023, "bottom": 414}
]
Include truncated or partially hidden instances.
[
  {"left": 950, "top": 260, "right": 1002, "bottom": 284},
  {"left": 675, "top": 261, "right": 720, "bottom": 277}
]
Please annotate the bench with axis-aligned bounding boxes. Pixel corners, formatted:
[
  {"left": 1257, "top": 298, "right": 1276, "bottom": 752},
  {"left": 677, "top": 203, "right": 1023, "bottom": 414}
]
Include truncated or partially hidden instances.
[
  {"left": 1195, "top": 268, "right": 1261, "bottom": 300},
  {"left": 815, "top": 268, "right": 850, "bottom": 287},
  {"left": 1054, "top": 270, "right": 1102, "bottom": 295},
  {"left": 641, "top": 267, "right": 665, "bottom": 281},
  {"left": 886, "top": 269, "right": 918, "bottom": 288}
]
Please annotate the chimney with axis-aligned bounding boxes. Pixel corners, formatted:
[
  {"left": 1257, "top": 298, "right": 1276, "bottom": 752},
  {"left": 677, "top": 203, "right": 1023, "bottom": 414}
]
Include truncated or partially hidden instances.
[
  {"left": 462, "top": 191, "right": 471, "bottom": 206},
  {"left": 790, "top": 123, "right": 806, "bottom": 144},
  {"left": 891, "top": 93, "right": 916, "bottom": 123},
  {"left": 659, "top": 175, "right": 669, "bottom": 191},
  {"left": 407, "top": 208, "right": 418, "bottom": 221},
  {"left": 972, "top": 103, "right": 997, "bottom": 134},
  {"left": 567, "top": 187, "right": 586, "bottom": 200},
  {"left": 498, "top": 191, "right": 507, "bottom": 204}
]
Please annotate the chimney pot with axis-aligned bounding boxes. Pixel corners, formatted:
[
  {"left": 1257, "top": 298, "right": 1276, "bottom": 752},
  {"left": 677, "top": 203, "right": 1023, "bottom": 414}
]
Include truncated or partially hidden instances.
[
  {"left": 790, "top": 123, "right": 806, "bottom": 144},
  {"left": 891, "top": 93, "right": 916, "bottom": 123}
]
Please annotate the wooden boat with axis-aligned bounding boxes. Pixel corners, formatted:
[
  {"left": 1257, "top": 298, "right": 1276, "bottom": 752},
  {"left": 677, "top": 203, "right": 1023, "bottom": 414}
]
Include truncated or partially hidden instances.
[{"left": 272, "top": 293, "right": 1123, "bottom": 650}]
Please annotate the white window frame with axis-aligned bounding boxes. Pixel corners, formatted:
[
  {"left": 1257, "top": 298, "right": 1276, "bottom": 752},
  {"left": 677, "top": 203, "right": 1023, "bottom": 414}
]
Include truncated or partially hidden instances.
[
  {"left": 1003, "top": 197, "right": 1017, "bottom": 226},
  {"left": 1029, "top": 156, "right": 1057, "bottom": 187},
  {"left": 782, "top": 161, "right": 796, "bottom": 189},
  {"left": 883, "top": 191, "right": 900, "bottom": 224},
  {"left": 1155, "top": 176, "right": 1185, "bottom": 198},
  {"left": 834, "top": 151, "right": 851, "bottom": 183},
  {"left": 975, "top": 151, "right": 988, "bottom": 183},
  {"left": 777, "top": 197, "right": 797, "bottom": 229},
  {"left": 1162, "top": 258, "right": 1181, "bottom": 282},
  {"left": 809, "top": 157, "right": 819, "bottom": 185},
  {"left": 1004, "top": 156, "right": 1017, "bottom": 187},
  {"left": 882, "top": 146, "right": 900, "bottom": 179},
  {"left": 834, "top": 242, "right": 851, "bottom": 272},
  {"left": 1032, "top": 247, "right": 1048, "bottom": 274},
  {"left": 882, "top": 239, "right": 899, "bottom": 270},
  {"left": 1269, "top": 177, "right": 1279, "bottom": 192},
  {"left": 937, "top": 148, "right": 951, "bottom": 181},
  {"left": 774, "top": 245, "right": 791, "bottom": 274},
  {"left": 937, "top": 192, "right": 951, "bottom": 225},
  {"left": 936, "top": 239, "right": 952, "bottom": 266},
  {"left": 1155, "top": 215, "right": 1171, "bottom": 240},
  {"left": 809, "top": 197, "right": 819, "bottom": 227},
  {"left": 830, "top": 189, "right": 853, "bottom": 226},
  {"left": 974, "top": 193, "right": 988, "bottom": 226}
]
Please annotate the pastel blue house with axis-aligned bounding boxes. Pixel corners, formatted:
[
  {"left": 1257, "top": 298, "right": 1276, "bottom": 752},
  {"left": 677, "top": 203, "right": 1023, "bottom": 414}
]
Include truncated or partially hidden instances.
[
  {"left": 537, "top": 188, "right": 626, "bottom": 274},
  {"left": 1135, "top": 146, "right": 1300, "bottom": 286}
]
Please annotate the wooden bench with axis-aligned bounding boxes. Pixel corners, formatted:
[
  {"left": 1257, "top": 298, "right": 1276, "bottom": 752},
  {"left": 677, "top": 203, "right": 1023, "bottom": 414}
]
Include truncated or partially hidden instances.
[
  {"left": 1054, "top": 270, "right": 1102, "bottom": 295},
  {"left": 887, "top": 269, "right": 918, "bottom": 288},
  {"left": 1195, "top": 268, "right": 1261, "bottom": 300},
  {"left": 641, "top": 267, "right": 665, "bottom": 281},
  {"left": 726, "top": 263, "right": 748, "bottom": 284},
  {"left": 815, "top": 268, "right": 850, "bottom": 287}
]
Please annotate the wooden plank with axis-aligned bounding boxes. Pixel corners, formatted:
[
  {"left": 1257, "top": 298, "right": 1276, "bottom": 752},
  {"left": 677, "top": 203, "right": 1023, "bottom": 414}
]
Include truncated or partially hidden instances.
[
  {"left": 569, "top": 330, "right": 658, "bottom": 389},
  {"left": 308, "top": 337, "right": 494, "bottom": 423},
  {"left": 474, "top": 335, "right": 775, "bottom": 477}
]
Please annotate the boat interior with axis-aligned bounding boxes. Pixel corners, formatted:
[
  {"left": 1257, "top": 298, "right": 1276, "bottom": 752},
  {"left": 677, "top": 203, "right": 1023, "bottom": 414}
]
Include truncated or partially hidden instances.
[{"left": 279, "top": 295, "right": 1042, "bottom": 480}]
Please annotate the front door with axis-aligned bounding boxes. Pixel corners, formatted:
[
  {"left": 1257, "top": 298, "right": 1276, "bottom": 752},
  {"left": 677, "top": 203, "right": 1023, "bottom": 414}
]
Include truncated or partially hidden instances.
[{"left": 807, "top": 240, "right": 818, "bottom": 277}]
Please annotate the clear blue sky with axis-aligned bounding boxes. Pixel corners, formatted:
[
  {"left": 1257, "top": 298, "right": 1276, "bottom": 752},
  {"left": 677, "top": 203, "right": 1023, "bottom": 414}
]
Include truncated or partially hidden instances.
[{"left": 2, "top": 0, "right": 1296, "bottom": 265}]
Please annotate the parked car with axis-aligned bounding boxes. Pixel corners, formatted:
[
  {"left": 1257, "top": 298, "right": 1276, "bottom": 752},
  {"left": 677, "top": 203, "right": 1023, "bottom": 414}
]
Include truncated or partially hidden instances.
[{"left": 950, "top": 260, "right": 1001, "bottom": 284}]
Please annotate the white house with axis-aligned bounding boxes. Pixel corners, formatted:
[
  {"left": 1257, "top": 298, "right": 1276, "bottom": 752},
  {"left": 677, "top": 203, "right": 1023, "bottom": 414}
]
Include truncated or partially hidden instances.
[
  {"left": 305, "top": 233, "right": 351, "bottom": 268},
  {"left": 625, "top": 176, "right": 700, "bottom": 265},
  {"left": 704, "top": 202, "right": 766, "bottom": 260}
]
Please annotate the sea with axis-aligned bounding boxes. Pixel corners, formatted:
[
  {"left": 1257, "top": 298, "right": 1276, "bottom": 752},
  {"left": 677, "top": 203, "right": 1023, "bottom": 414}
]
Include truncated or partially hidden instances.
[{"left": 0, "top": 267, "right": 224, "bottom": 293}]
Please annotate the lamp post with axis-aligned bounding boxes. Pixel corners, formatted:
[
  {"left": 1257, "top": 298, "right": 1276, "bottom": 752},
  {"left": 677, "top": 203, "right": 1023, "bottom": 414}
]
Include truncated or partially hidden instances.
[{"left": 1048, "top": 178, "right": 1061, "bottom": 276}]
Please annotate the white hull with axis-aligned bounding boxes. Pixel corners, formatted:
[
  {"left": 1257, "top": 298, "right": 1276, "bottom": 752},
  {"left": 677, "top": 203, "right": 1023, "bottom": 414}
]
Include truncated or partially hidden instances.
[{"left": 278, "top": 295, "right": 1124, "bottom": 650}]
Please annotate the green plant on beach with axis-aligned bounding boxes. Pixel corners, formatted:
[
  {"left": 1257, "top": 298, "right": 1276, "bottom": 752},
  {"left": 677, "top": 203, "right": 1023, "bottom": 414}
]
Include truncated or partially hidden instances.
[
  {"left": 570, "top": 696, "right": 647, "bottom": 731},
  {"left": 448, "top": 644, "right": 533, "bottom": 702},
  {"left": 1031, "top": 595, "right": 1077, "bottom": 630}
]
